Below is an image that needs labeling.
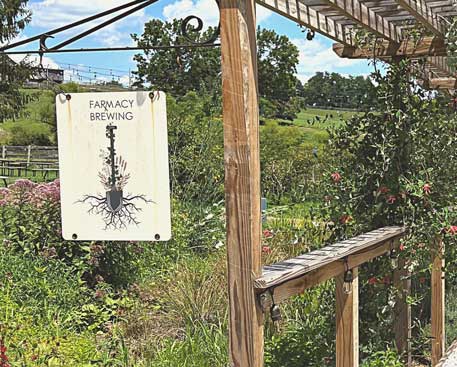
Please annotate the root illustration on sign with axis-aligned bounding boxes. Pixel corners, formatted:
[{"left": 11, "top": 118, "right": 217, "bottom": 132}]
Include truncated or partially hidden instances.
[{"left": 79, "top": 124, "right": 152, "bottom": 230}]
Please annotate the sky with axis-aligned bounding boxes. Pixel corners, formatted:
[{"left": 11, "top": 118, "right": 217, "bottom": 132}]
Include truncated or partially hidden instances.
[{"left": 8, "top": 0, "right": 375, "bottom": 86}]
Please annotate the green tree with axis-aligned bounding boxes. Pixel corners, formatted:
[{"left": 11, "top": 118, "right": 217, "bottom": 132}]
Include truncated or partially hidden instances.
[
  {"left": 132, "top": 21, "right": 301, "bottom": 117},
  {"left": 303, "top": 72, "right": 377, "bottom": 110},
  {"left": 0, "top": 1, "right": 32, "bottom": 122},
  {"left": 257, "top": 28, "right": 299, "bottom": 103},
  {"left": 0, "top": 0, "right": 31, "bottom": 43},
  {"left": 132, "top": 19, "right": 221, "bottom": 97}
]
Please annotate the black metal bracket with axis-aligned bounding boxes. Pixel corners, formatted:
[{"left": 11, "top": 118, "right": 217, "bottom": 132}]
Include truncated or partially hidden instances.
[{"left": 0, "top": 0, "right": 220, "bottom": 57}]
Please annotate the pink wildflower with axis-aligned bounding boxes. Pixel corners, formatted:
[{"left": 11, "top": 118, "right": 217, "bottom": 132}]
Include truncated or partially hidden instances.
[
  {"left": 340, "top": 214, "right": 353, "bottom": 225},
  {"left": 423, "top": 183, "right": 431, "bottom": 195},
  {"left": 262, "top": 246, "right": 272, "bottom": 254},
  {"left": 378, "top": 186, "right": 389, "bottom": 194},
  {"left": 447, "top": 226, "right": 457, "bottom": 235},
  {"left": 263, "top": 229, "right": 273, "bottom": 238},
  {"left": 386, "top": 195, "right": 397, "bottom": 204},
  {"left": 331, "top": 172, "right": 342, "bottom": 183},
  {"left": 368, "top": 277, "right": 377, "bottom": 285}
]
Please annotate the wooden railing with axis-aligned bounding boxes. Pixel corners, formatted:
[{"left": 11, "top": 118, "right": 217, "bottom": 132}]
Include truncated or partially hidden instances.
[{"left": 253, "top": 226, "right": 448, "bottom": 367}]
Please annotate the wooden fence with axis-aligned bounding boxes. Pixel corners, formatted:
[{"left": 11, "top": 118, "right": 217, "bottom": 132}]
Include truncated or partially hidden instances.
[
  {"left": 1, "top": 145, "right": 58, "bottom": 163},
  {"left": 0, "top": 146, "right": 59, "bottom": 183}
]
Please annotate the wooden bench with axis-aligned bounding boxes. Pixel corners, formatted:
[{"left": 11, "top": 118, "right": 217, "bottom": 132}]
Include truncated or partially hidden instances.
[
  {"left": 255, "top": 226, "right": 406, "bottom": 304},
  {"left": 437, "top": 340, "right": 457, "bottom": 367}
]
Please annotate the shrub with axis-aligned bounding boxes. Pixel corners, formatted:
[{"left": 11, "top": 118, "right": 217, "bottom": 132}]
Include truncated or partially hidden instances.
[
  {"left": 319, "top": 60, "right": 457, "bottom": 357},
  {"left": 361, "top": 349, "right": 402, "bottom": 367},
  {"left": 0, "top": 179, "right": 141, "bottom": 288},
  {"left": 7, "top": 124, "right": 52, "bottom": 145}
]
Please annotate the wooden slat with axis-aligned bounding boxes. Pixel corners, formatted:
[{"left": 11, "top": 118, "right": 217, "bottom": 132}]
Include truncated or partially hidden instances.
[
  {"left": 394, "top": 256, "right": 412, "bottom": 366},
  {"left": 220, "top": 0, "right": 264, "bottom": 365},
  {"left": 255, "top": 226, "right": 405, "bottom": 289},
  {"left": 394, "top": 0, "right": 444, "bottom": 35},
  {"left": 258, "top": 230, "right": 405, "bottom": 307},
  {"left": 431, "top": 238, "right": 445, "bottom": 366},
  {"left": 333, "top": 36, "right": 446, "bottom": 59},
  {"left": 325, "top": 0, "right": 402, "bottom": 42},
  {"left": 257, "top": 0, "right": 354, "bottom": 45},
  {"left": 336, "top": 267, "right": 359, "bottom": 367}
]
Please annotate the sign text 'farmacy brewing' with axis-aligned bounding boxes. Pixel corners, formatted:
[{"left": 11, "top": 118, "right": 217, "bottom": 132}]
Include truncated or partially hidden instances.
[{"left": 89, "top": 99, "right": 135, "bottom": 121}]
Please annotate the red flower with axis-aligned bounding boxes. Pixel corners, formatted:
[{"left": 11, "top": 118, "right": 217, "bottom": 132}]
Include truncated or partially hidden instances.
[
  {"left": 447, "top": 226, "right": 457, "bottom": 235},
  {"left": 419, "top": 277, "right": 426, "bottom": 284},
  {"left": 368, "top": 277, "right": 377, "bottom": 285},
  {"left": 378, "top": 186, "right": 389, "bottom": 194},
  {"left": 331, "top": 172, "right": 341, "bottom": 183},
  {"left": 262, "top": 229, "right": 273, "bottom": 238},
  {"left": 399, "top": 244, "right": 406, "bottom": 251},
  {"left": 386, "top": 195, "right": 397, "bottom": 204},
  {"left": 423, "top": 183, "right": 431, "bottom": 195},
  {"left": 262, "top": 246, "right": 272, "bottom": 254},
  {"left": 340, "top": 215, "right": 353, "bottom": 225}
]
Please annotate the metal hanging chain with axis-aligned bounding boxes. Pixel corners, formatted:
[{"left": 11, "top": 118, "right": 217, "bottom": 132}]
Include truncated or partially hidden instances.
[{"left": 0, "top": 0, "right": 220, "bottom": 56}]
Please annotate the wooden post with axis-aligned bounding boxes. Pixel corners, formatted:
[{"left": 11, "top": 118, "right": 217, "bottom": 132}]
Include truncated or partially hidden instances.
[
  {"left": 336, "top": 267, "right": 359, "bottom": 367},
  {"left": 2, "top": 146, "right": 5, "bottom": 159},
  {"left": 220, "top": 1, "right": 263, "bottom": 366},
  {"left": 431, "top": 238, "right": 445, "bottom": 366},
  {"left": 27, "top": 145, "right": 32, "bottom": 166},
  {"left": 393, "top": 256, "right": 412, "bottom": 366}
]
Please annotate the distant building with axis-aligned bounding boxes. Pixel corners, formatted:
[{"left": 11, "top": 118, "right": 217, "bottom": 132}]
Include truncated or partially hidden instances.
[{"left": 27, "top": 67, "right": 64, "bottom": 86}]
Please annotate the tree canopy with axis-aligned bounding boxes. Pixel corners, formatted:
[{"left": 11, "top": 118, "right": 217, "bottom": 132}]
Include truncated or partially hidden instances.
[
  {"left": 0, "top": 0, "right": 32, "bottom": 122},
  {"left": 0, "top": 0, "right": 31, "bottom": 44},
  {"left": 302, "top": 71, "right": 377, "bottom": 110},
  {"left": 132, "top": 20, "right": 302, "bottom": 118}
]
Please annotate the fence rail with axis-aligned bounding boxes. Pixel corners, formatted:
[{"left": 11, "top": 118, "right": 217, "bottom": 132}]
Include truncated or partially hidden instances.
[{"left": 1, "top": 145, "right": 58, "bottom": 163}]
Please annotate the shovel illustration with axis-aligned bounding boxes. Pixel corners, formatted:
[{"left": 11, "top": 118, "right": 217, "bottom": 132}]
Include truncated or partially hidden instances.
[{"left": 106, "top": 125, "right": 124, "bottom": 213}]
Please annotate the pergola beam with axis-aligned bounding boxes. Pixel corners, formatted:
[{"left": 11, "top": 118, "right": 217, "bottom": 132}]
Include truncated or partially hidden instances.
[
  {"left": 333, "top": 36, "right": 446, "bottom": 59},
  {"left": 429, "top": 77, "right": 457, "bottom": 89},
  {"left": 257, "top": 0, "right": 354, "bottom": 45}
]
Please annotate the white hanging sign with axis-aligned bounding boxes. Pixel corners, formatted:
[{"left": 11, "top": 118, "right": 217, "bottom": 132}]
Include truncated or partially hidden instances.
[{"left": 56, "top": 91, "right": 171, "bottom": 241}]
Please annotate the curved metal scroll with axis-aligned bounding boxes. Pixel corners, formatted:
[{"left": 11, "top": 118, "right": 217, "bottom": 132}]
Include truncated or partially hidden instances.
[{"left": 180, "top": 0, "right": 220, "bottom": 46}]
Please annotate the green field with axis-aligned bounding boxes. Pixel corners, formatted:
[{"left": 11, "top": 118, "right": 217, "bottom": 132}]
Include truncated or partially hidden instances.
[
  {"left": 293, "top": 107, "right": 362, "bottom": 128},
  {"left": 1, "top": 89, "right": 360, "bottom": 148}
]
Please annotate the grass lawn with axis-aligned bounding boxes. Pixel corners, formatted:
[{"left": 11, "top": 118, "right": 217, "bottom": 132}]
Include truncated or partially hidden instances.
[
  {"left": 0, "top": 89, "right": 55, "bottom": 145},
  {"left": 284, "top": 107, "right": 364, "bottom": 146},
  {"left": 293, "top": 107, "right": 363, "bottom": 128}
]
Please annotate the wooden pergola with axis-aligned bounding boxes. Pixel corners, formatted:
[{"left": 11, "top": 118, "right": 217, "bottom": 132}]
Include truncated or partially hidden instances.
[
  {"left": 257, "top": 0, "right": 457, "bottom": 89},
  {"left": 219, "top": 0, "right": 455, "bottom": 366}
]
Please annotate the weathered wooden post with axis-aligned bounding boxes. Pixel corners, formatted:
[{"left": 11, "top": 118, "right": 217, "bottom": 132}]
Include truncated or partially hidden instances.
[
  {"left": 220, "top": 0, "right": 264, "bottom": 366},
  {"left": 431, "top": 238, "right": 445, "bottom": 366},
  {"left": 393, "top": 253, "right": 412, "bottom": 366},
  {"left": 336, "top": 267, "right": 359, "bottom": 367}
]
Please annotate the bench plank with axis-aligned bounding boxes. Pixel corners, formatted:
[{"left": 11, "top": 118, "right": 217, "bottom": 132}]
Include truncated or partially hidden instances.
[{"left": 255, "top": 226, "right": 406, "bottom": 289}]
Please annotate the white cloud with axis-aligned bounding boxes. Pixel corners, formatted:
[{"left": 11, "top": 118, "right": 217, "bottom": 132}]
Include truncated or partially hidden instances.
[
  {"left": 163, "top": 0, "right": 272, "bottom": 26},
  {"left": 9, "top": 54, "right": 59, "bottom": 69},
  {"left": 29, "top": 1, "right": 148, "bottom": 47},
  {"left": 291, "top": 37, "right": 370, "bottom": 83}
]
